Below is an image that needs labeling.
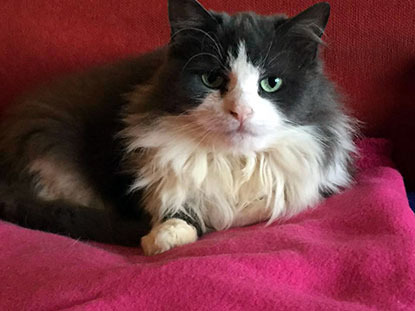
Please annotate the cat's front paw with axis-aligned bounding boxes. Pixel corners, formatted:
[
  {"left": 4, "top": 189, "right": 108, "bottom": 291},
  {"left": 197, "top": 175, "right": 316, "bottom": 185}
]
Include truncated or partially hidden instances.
[{"left": 141, "top": 218, "right": 198, "bottom": 255}]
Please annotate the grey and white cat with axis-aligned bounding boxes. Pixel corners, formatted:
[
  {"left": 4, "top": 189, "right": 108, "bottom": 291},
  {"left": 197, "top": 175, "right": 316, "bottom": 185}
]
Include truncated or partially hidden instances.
[{"left": 0, "top": 0, "right": 356, "bottom": 255}]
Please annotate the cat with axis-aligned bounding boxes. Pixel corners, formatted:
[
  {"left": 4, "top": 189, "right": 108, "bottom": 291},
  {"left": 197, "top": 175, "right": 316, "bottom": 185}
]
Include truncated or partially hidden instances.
[{"left": 0, "top": 0, "right": 356, "bottom": 255}]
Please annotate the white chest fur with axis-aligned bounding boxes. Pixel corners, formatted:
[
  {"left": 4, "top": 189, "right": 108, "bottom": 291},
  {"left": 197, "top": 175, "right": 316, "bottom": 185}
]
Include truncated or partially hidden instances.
[{"left": 125, "top": 118, "right": 326, "bottom": 231}]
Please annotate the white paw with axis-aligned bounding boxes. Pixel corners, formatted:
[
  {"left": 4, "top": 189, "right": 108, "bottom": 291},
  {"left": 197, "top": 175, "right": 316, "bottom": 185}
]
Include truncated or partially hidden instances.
[{"left": 141, "top": 218, "right": 198, "bottom": 255}]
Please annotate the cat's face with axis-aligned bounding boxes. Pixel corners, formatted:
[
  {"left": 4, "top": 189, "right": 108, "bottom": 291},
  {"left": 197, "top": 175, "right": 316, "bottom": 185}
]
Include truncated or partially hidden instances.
[{"left": 152, "top": 0, "right": 330, "bottom": 154}]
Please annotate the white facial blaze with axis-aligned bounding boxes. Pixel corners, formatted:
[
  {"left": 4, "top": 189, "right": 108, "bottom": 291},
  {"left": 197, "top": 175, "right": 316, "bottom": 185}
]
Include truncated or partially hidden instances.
[
  {"left": 226, "top": 44, "right": 260, "bottom": 113},
  {"left": 191, "top": 42, "right": 286, "bottom": 154},
  {"left": 228, "top": 42, "right": 285, "bottom": 131}
]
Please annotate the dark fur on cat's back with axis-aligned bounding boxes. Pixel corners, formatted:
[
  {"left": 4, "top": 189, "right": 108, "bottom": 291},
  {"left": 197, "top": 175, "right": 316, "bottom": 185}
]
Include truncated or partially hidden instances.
[
  {"left": 0, "top": 52, "right": 166, "bottom": 244},
  {"left": 0, "top": 0, "right": 356, "bottom": 248}
]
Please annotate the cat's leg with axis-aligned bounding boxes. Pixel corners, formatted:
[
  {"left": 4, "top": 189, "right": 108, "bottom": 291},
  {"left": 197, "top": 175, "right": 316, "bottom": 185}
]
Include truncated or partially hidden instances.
[
  {"left": 29, "top": 157, "right": 99, "bottom": 207},
  {"left": 140, "top": 210, "right": 203, "bottom": 255},
  {"left": 140, "top": 219, "right": 198, "bottom": 255},
  {"left": 232, "top": 199, "right": 271, "bottom": 227}
]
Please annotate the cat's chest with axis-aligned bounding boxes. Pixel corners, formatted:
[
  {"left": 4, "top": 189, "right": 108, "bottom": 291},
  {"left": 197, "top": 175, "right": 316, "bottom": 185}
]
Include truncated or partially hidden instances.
[
  {"left": 192, "top": 153, "right": 272, "bottom": 202},
  {"left": 206, "top": 196, "right": 271, "bottom": 230},
  {"left": 179, "top": 153, "right": 276, "bottom": 229},
  {"left": 135, "top": 147, "right": 278, "bottom": 228}
]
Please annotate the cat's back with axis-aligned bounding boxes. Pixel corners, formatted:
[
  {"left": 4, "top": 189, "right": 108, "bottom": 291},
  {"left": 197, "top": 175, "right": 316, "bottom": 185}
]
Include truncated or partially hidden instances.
[
  {"left": 0, "top": 47, "right": 166, "bottom": 188},
  {"left": 3, "top": 47, "right": 166, "bottom": 126}
]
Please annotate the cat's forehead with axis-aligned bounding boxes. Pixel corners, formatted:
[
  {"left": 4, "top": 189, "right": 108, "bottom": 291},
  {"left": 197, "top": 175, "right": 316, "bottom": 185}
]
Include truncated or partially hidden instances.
[
  {"left": 214, "top": 12, "right": 287, "bottom": 65},
  {"left": 223, "top": 12, "right": 285, "bottom": 32},
  {"left": 169, "top": 11, "right": 291, "bottom": 72}
]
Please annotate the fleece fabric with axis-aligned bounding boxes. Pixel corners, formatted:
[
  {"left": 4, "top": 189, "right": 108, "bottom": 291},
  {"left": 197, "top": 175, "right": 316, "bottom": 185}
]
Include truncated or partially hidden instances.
[{"left": 0, "top": 138, "right": 414, "bottom": 311}]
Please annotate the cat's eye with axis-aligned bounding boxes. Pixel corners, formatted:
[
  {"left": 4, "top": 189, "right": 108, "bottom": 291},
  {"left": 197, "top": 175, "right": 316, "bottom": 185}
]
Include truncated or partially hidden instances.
[
  {"left": 260, "top": 77, "right": 283, "bottom": 93},
  {"left": 201, "top": 73, "right": 225, "bottom": 89}
]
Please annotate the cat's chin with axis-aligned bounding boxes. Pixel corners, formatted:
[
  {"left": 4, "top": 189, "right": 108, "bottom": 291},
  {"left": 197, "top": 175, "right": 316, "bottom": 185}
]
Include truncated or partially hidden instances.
[
  {"left": 191, "top": 123, "right": 272, "bottom": 155},
  {"left": 224, "top": 127, "right": 257, "bottom": 137},
  {"left": 217, "top": 131, "right": 272, "bottom": 155},
  {"left": 190, "top": 111, "right": 276, "bottom": 154}
]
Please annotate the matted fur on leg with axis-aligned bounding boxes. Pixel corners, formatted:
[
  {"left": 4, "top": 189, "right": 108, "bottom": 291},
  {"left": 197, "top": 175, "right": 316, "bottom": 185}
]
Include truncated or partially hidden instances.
[
  {"left": 141, "top": 219, "right": 198, "bottom": 255},
  {"left": 29, "top": 158, "right": 97, "bottom": 207}
]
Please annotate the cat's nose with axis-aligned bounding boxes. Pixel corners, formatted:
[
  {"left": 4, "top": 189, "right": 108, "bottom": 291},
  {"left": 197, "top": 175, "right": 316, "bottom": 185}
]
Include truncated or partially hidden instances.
[{"left": 228, "top": 105, "right": 253, "bottom": 123}]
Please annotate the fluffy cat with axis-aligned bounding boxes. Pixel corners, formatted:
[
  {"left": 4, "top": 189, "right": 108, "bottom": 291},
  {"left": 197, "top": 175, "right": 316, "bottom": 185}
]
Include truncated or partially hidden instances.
[{"left": 0, "top": 0, "right": 356, "bottom": 255}]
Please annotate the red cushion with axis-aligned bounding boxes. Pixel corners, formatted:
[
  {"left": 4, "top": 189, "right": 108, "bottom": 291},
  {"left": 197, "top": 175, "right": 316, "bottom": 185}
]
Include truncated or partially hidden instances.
[{"left": 1, "top": 0, "right": 414, "bottom": 184}]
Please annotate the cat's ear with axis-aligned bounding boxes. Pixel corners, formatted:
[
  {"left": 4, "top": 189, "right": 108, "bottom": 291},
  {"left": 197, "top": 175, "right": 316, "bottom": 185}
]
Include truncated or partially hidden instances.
[
  {"left": 168, "top": 0, "right": 214, "bottom": 36},
  {"left": 289, "top": 2, "right": 330, "bottom": 38},
  {"left": 278, "top": 2, "right": 330, "bottom": 65}
]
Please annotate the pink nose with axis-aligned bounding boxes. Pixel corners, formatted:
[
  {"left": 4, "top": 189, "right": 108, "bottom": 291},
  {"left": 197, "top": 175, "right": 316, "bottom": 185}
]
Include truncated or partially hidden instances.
[{"left": 228, "top": 105, "right": 254, "bottom": 123}]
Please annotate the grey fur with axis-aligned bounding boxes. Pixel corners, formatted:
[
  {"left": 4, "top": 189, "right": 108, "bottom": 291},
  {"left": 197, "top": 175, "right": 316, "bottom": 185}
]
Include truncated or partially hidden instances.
[{"left": 0, "top": 0, "right": 356, "bottom": 245}]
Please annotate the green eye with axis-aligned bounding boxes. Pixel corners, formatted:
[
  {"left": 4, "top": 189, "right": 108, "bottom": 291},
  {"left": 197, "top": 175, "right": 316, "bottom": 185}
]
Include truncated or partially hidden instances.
[
  {"left": 260, "top": 77, "right": 283, "bottom": 93},
  {"left": 201, "top": 73, "right": 224, "bottom": 89}
]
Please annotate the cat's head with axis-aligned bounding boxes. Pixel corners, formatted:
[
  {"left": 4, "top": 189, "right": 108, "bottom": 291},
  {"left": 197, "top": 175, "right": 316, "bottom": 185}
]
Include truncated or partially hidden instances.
[{"left": 137, "top": 0, "right": 333, "bottom": 155}]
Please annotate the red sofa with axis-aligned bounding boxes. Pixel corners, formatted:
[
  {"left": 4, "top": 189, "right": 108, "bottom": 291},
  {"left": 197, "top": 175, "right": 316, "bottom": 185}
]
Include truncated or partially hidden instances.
[
  {"left": 0, "top": 1, "right": 414, "bottom": 310},
  {"left": 1, "top": 0, "right": 414, "bottom": 187}
]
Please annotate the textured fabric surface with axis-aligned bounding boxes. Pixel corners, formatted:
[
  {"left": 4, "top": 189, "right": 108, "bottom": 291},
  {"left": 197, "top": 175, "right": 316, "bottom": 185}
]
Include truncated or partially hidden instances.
[
  {"left": 1, "top": 0, "right": 414, "bottom": 185},
  {"left": 0, "top": 138, "right": 414, "bottom": 310}
]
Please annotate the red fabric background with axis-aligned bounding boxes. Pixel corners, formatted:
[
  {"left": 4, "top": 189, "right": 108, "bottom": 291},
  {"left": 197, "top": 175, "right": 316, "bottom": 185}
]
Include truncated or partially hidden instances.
[{"left": 0, "top": 0, "right": 414, "bottom": 185}]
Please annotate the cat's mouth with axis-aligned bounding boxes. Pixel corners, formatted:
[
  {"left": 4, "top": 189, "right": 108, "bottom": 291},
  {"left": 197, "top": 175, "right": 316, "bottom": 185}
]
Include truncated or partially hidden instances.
[
  {"left": 223, "top": 123, "right": 259, "bottom": 139},
  {"left": 191, "top": 112, "right": 263, "bottom": 146},
  {"left": 202, "top": 118, "right": 261, "bottom": 140}
]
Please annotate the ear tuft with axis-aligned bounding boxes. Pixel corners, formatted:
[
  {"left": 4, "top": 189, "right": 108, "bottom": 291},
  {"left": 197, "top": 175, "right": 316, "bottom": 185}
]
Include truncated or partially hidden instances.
[
  {"left": 168, "top": 0, "right": 214, "bottom": 36},
  {"left": 290, "top": 2, "right": 331, "bottom": 38},
  {"left": 275, "top": 2, "right": 331, "bottom": 66}
]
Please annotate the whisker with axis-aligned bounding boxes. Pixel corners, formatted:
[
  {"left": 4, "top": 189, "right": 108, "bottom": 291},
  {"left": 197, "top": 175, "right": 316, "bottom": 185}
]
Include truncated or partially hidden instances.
[
  {"left": 165, "top": 121, "right": 206, "bottom": 137},
  {"left": 189, "top": 129, "right": 211, "bottom": 153},
  {"left": 267, "top": 50, "right": 290, "bottom": 67},
  {"left": 261, "top": 38, "right": 274, "bottom": 68},
  {"left": 171, "top": 27, "right": 225, "bottom": 59},
  {"left": 181, "top": 52, "right": 226, "bottom": 73}
]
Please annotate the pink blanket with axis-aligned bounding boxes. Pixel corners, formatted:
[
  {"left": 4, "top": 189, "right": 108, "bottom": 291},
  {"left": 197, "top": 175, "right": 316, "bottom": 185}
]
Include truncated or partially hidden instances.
[{"left": 1, "top": 138, "right": 414, "bottom": 310}]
